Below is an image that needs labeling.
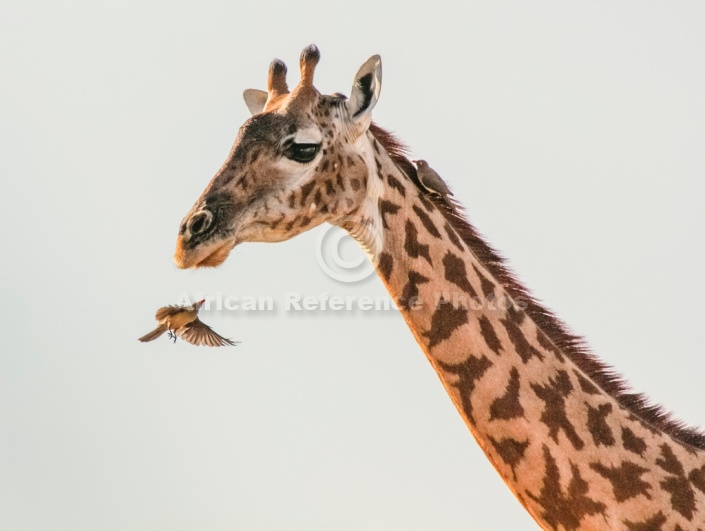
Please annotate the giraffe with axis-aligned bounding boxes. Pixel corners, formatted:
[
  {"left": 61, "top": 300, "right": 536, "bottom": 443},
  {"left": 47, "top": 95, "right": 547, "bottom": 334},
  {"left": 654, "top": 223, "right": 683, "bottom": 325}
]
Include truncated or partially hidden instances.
[{"left": 173, "top": 45, "right": 705, "bottom": 529}]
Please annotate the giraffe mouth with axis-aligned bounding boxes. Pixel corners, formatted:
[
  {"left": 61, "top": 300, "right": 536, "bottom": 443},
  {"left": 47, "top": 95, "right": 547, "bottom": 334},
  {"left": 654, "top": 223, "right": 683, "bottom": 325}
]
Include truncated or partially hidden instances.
[
  {"left": 195, "top": 240, "right": 236, "bottom": 268},
  {"left": 174, "top": 237, "right": 237, "bottom": 269}
]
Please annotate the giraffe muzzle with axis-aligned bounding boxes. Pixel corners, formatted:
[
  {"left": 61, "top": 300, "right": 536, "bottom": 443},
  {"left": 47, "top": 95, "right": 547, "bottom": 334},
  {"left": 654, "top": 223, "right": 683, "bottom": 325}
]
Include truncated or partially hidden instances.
[{"left": 174, "top": 208, "right": 237, "bottom": 269}]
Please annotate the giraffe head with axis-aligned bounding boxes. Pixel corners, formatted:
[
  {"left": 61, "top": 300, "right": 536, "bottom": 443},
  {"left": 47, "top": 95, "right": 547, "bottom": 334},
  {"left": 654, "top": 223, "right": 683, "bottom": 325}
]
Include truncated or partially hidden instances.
[{"left": 174, "top": 45, "right": 383, "bottom": 269}]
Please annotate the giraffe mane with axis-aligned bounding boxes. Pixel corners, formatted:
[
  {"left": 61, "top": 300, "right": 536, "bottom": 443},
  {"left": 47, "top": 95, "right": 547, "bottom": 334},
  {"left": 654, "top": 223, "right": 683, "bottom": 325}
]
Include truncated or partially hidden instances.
[{"left": 369, "top": 122, "right": 705, "bottom": 451}]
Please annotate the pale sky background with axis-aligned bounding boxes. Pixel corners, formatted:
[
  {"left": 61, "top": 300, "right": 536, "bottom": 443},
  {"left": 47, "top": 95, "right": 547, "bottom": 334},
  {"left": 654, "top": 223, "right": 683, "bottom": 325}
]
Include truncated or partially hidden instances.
[{"left": 1, "top": 2, "right": 704, "bottom": 530}]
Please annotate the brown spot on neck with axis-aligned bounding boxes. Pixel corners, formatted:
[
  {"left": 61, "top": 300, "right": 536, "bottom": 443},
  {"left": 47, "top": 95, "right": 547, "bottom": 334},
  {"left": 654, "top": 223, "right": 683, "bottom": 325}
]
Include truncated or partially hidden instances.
[
  {"left": 489, "top": 367, "right": 524, "bottom": 420},
  {"left": 531, "top": 370, "right": 584, "bottom": 450},
  {"left": 586, "top": 403, "right": 615, "bottom": 446},
  {"left": 501, "top": 314, "right": 544, "bottom": 364},
  {"left": 378, "top": 199, "right": 401, "bottom": 229},
  {"left": 472, "top": 264, "right": 496, "bottom": 300},
  {"left": 574, "top": 370, "right": 600, "bottom": 395},
  {"left": 488, "top": 436, "right": 529, "bottom": 480},
  {"left": 404, "top": 220, "right": 432, "bottom": 266},
  {"left": 444, "top": 221, "right": 464, "bottom": 251},
  {"left": 478, "top": 315, "right": 502, "bottom": 356},
  {"left": 621, "top": 426, "right": 647, "bottom": 457},
  {"left": 412, "top": 204, "right": 441, "bottom": 238},
  {"left": 386, "top": 173, "right": 406, "bottom": 197},
  {"left": 689, "top": 466, "right": 705, "bottom": 494},
  {"left": 442, "top": 251, "right": 479, "bottom": 299},
  {"left": 399, "top": 270, "right": 430, "bottom": 311},
  {"left": 436, "top": 353, "right": 493, "bottom": 424},
  {"left": 660, "top": 475, "right": 697, "bottom": 520},
  {"left": 655, "top": 444, "right": 698, "bottom": 520},
  {"left": 624, "top": 512, "right": 667, "bottom": 531},
  {"left": 423, "top": 299, "right": 469, "bottom": 350},
  {"left": 589, "top": 460, "right": 652, "bottom": 502},
  {"left": 526, "top": 445, "right": 606, "bottom": 530},
  {"left": 657, "top": 444, "right": 686, "bottom": 476},
  {"left": 377, "top": 252, "right": 393, "bottom": 281}
]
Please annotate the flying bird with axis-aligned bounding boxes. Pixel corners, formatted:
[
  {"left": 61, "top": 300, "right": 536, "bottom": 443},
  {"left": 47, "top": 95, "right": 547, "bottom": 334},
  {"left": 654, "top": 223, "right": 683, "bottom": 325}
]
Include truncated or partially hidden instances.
[
  {"left": 412, "top": 159, "right": 454, "bottom": 202},
  {"left": 138, "top": 299, "right": 237, "bottom": 346}
]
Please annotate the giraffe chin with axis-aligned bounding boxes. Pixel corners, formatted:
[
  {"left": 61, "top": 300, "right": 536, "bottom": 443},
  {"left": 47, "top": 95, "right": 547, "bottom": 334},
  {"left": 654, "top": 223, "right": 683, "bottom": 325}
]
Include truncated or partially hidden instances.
[{"left": 174, "top": 239, "right": 236, "bottom": 269}]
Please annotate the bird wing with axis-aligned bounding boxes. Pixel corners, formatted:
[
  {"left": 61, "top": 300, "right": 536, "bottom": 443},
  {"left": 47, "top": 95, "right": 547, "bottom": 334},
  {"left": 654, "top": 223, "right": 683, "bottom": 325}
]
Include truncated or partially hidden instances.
[
  {"left": 420, "top": 167, "right": 454, "bottom": 197},
  {"left": 178, "top": 318, "right": 237, "bottom": 347},
  {"left": 155, "top": 305, "right": 187, "bottom": 321}
]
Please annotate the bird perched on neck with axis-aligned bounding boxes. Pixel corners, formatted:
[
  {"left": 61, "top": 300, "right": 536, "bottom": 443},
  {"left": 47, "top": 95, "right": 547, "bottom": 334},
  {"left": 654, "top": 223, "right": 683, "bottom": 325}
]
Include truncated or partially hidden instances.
[
  {"left": 412, "top": 159, "right": 454, "bottom": 202},
  {"left": 138, "top": 299, "right": 237, "bottom": 346}
]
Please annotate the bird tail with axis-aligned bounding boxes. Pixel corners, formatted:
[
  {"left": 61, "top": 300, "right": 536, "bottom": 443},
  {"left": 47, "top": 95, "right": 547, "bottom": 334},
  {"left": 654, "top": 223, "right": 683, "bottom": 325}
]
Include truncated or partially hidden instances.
[{"left": 138, "top": 324, "right": 167, "bottom": 342}]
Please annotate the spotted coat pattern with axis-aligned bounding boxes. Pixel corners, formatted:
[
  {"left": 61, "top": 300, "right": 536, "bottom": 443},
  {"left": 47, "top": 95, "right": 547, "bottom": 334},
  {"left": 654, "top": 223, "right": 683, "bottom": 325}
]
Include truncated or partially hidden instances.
[
  {"left": 372, "top": 164, "right": 705, "bottom": 529},
  {"left": 175, "top": 46, "right": 705, "bottom": 530}
]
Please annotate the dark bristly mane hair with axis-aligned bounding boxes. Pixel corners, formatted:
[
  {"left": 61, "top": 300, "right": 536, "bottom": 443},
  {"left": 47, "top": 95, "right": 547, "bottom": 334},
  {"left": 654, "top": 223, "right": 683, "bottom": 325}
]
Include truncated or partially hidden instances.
[{"left": 369, "top": 122, "right": 705, "bottom": 451}]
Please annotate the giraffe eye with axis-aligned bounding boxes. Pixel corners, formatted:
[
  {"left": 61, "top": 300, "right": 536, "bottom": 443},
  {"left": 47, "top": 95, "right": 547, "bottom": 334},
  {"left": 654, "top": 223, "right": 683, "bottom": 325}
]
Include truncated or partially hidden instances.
[{"left": 287, "top": 143, "right": 320, "bottom": 163}]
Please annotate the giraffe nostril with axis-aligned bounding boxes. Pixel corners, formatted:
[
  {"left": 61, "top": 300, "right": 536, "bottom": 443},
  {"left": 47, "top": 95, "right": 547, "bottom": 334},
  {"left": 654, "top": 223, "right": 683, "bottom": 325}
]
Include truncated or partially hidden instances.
[{"left": 188, "top": 211, "right": 212, "bottom": 236}]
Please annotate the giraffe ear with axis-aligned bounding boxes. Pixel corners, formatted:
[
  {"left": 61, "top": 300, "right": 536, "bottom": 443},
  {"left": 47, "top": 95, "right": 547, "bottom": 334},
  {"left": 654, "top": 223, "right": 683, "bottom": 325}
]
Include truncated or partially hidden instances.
[
  {"left": 346, "top": 55, "right": 382, "bottom": 122},
  {"left": 243, "top": 89, "right": 268, "bottom": 115}
]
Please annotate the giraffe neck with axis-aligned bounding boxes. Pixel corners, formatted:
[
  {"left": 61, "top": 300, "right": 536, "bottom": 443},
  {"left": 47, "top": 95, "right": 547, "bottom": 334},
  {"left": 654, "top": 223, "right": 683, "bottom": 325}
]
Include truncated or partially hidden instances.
[{"left": 342, "top": 136, "right": 705, "bottom": 529}]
